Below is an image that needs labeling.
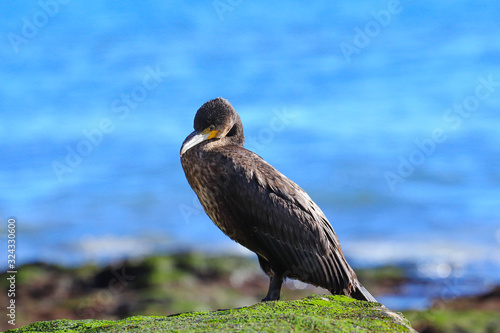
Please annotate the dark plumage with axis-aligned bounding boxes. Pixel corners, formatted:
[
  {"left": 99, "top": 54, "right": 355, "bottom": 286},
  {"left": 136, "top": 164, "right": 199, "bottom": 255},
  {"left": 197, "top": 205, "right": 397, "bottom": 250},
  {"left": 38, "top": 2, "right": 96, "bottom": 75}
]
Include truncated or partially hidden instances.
[{"left": 180, "top": 97, "right": 376, "bottom": 302}]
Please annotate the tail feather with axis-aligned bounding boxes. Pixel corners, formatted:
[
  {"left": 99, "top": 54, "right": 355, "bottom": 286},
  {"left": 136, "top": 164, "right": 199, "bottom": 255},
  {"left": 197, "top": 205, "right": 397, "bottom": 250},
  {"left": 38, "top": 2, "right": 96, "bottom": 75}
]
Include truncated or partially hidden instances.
[
  {"left": 349, "top": 284, "right": 413, "bottom": 330},
  {"left": 350, "top": 283, "right": 377, "bottom": 303}
]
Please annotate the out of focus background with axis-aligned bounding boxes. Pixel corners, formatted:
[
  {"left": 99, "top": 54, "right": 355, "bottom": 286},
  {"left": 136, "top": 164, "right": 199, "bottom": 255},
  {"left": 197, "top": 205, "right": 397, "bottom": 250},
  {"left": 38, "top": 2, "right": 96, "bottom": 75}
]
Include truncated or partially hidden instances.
[{"left": 1, "top": 1, "right": 500, "bottom": 331}]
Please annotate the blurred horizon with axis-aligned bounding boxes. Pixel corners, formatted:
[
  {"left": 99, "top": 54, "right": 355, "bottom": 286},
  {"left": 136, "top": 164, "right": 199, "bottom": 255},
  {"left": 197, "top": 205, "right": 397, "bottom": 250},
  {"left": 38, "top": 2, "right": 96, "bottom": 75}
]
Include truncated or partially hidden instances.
[{"left": 1, "top": 0, "right": 500, "bottom": 310}]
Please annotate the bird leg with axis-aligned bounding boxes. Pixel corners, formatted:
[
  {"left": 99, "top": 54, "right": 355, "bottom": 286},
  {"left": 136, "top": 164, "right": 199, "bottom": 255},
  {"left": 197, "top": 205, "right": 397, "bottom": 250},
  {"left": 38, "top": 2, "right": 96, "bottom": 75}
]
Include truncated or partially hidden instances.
[{"left": 261, "top": 273, "right": 283, "bottom": 302}]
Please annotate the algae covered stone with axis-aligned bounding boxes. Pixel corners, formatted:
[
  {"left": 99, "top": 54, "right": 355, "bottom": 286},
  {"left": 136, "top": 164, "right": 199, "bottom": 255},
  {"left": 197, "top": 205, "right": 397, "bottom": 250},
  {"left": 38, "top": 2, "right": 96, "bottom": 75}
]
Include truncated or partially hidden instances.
[{"left": 6, "top": 295, "right": 415, "bottom": 332}]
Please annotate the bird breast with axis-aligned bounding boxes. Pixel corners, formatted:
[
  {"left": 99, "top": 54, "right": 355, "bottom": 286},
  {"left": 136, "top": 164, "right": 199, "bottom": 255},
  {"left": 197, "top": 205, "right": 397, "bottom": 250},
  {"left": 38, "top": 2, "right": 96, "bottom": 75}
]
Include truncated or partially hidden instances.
[{"left": 181, "top": 148, "right": 240, "bottom": 239}]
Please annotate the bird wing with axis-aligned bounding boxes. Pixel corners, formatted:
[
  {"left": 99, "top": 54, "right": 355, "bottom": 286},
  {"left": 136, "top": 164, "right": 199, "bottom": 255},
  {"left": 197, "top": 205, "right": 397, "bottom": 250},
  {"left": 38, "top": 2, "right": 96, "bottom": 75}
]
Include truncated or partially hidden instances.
[{"left": 219, "top": 147, "right": 356, "bottom": 293}]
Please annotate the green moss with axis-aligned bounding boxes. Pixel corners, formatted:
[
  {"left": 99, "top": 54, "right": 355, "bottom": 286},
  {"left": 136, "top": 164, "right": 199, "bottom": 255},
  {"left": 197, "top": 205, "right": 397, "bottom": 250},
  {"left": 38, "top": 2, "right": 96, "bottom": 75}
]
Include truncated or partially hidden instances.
[
  {"left": 2, "top": 263, "right": 65, "bottom": 287},
  {"left": 132, "top": 253, "right": 258, "bottom": 287},
  {"left": 142, "top": 255, "right": 191, "bottom": 285},
  {"left": 356, "top": 265, "right": 406, "bottom": 281},
  {"left": 7, "top": 295, "right": 415, "bottom": 333},
  {"left": 404, "top": 309, "right": 500, "bottom": 333}
]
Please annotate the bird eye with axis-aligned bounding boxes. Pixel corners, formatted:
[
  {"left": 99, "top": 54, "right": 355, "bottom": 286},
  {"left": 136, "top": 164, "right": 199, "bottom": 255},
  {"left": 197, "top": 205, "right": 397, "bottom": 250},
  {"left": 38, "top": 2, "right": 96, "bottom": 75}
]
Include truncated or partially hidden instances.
[{"left": 209, "top": 125, "right": 215, "bottom": 131}]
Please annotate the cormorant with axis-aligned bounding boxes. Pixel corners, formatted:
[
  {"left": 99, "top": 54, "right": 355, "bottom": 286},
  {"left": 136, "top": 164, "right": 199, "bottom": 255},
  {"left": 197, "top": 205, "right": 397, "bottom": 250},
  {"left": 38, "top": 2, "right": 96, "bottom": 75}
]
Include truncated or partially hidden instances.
[{"left": 180, "top": 97, "right": 376, "bottom": 302}]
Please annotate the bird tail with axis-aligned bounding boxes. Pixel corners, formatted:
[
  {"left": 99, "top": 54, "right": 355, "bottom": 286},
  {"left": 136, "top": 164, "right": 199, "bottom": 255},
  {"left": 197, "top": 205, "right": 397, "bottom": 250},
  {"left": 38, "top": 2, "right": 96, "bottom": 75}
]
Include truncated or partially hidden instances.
[{"left": 350, "top": 282, "right": 377, "bottom": 303}]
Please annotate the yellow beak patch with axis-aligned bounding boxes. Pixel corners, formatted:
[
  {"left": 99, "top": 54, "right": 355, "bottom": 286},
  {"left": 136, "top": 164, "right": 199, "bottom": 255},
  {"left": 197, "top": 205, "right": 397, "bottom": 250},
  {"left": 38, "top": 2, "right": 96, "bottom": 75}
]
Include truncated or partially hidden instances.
[{"left": 201, "top": 127, "right": 218, "bottom": 139}]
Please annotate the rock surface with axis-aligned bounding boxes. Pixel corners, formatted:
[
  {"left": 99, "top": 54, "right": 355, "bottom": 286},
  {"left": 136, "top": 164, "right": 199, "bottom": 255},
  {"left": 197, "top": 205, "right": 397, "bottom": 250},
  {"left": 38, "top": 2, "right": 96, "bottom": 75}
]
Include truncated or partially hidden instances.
[{"left": 6, "top": 295, "right": 416, "bottom": 333}]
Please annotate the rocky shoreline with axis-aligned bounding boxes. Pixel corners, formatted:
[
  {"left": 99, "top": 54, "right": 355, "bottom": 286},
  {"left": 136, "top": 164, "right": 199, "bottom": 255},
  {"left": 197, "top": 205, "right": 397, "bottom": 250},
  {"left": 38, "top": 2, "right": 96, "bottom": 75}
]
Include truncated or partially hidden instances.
[{"left": 1, "top": 252, "right": 499, "bottom": 332}]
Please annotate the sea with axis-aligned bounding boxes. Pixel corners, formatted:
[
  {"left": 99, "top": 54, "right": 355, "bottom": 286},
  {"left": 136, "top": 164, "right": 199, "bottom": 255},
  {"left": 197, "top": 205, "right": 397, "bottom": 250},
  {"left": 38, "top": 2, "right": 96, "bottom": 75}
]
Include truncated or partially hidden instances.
[{"left": 1, "top": 0, "right": 499, "bottom": 310}]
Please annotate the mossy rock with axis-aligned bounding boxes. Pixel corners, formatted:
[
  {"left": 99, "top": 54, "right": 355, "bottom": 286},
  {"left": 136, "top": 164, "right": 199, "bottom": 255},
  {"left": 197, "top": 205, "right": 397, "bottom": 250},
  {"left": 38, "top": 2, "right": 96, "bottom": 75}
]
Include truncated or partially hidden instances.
[
  {"left": 6, "top": 295, "right": 415, "bottom": 332},
  {"left": 404, "top": 308, "right": 500, "bottom": 333}
]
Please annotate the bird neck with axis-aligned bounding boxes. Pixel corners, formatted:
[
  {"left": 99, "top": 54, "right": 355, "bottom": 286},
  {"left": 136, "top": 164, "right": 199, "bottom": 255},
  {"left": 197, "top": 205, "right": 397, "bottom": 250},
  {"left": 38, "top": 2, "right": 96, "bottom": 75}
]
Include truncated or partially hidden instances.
[
  {"left": 221, "top": 119, "right": 245, "bottom": 148},
  {"left": 222, "top": 134, "right": 245, "bottom": 148}
]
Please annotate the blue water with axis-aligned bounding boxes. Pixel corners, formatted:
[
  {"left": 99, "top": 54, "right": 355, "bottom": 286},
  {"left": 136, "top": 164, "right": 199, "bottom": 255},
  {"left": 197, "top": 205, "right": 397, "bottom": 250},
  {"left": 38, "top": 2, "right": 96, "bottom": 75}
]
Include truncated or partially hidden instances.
[{"left": 1, "top": 1, "right": 500, "bottom": 309}]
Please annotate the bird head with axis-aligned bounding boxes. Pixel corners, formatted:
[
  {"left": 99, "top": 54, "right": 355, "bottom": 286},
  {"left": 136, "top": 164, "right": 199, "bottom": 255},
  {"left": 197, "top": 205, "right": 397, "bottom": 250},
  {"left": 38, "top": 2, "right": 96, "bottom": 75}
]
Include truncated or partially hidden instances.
[{"left": 180, "top": 97, "right": 244, "bottom": 156}]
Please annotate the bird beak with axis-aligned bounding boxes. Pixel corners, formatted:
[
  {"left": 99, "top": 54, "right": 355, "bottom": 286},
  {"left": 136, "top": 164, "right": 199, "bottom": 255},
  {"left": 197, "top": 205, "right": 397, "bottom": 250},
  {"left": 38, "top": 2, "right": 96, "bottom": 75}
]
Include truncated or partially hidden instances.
[{"left": 180, "top": 128, "right": 218, "bottom": 156}]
